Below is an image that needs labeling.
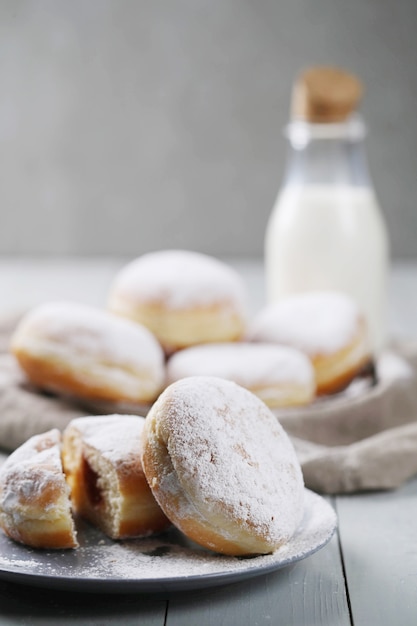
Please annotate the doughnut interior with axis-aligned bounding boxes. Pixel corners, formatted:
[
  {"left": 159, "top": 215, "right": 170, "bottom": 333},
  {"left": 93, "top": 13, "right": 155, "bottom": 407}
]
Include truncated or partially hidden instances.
[
  {"left": 62, "top": 415, "right": 170, "bottom": 540},
  {"left": 0, "top": 429, "right": 78, "bottom": 549},
  {"left": 141, "top": 376, "right": 305, "bottom": 556}
]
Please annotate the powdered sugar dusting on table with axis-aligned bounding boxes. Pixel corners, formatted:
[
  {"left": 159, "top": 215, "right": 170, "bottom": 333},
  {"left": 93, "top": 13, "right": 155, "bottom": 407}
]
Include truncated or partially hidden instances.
[
  {"left": 110, "top": 250, "right": 247, "bottom": 310},
  {"left": 249, "top": 291, "right": 361, "bottom": 355}
]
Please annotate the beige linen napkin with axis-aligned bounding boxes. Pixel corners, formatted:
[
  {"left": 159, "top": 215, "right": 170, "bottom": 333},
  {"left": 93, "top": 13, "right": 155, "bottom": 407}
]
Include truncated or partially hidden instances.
[
  {"left": 275, "top": 346, "right": 417, "bottom": 493},
  {"left": 0, "top": 354, "right": 86, "bottom": 450},
  {"left": 1, "top": 313, "right": 417, "bottom": 494}
]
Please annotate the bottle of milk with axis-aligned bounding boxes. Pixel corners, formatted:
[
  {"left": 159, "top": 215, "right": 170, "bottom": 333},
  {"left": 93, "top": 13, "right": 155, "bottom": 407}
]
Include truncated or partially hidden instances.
[{"left": 265, "top": 66, "right": 390, "bottom": 353}]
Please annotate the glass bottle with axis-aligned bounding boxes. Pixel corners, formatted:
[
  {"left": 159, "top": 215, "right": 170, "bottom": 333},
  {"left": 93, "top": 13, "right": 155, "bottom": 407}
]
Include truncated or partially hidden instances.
[{"left": 265, "top": 68, "right": 390, "bottom": 353}]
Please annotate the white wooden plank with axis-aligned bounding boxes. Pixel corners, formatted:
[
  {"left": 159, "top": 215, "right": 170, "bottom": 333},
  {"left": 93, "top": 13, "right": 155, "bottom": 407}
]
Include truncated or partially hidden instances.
[
  {"left": 337, "top": 476, "right": 417, "bottom": 626},
  {"left": 167, "top": 527, "right": 350, "bottom": 626},
  {"left": 0, "top": 581, "right": 167, "bottom": 626}
]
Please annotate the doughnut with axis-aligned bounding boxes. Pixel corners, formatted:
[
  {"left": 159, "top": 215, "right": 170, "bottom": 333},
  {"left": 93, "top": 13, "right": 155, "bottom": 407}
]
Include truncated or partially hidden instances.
[
  {"left": 141, "top": 376, "right": 305, "bottom": 556},
  {"left": 107, "top": 250, "right": 247, "bottom": 353},
  {"left": 166, "top": 342, "right": 316, "bottom": 408},
  {"left": 0, "top": 429, "right": 78, "bottom": 549},
  {"left": 62, "top": 415, "right": 170, "bottom": 540},
  {"left": 249, "top": 291, "right": 373, "bottom": 396},
  {"left": 10, "top": 301, "right": 165, "bottom": 408}
]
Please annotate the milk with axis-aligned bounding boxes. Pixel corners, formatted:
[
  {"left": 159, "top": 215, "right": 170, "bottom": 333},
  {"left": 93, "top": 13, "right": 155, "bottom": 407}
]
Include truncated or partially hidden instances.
[{"left": 265, "top": 184, "right": 390, "bottom": 353}]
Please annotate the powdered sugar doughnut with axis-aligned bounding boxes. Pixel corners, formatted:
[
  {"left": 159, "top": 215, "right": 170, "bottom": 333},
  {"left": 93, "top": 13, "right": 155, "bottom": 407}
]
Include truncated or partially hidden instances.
[
  {"left": 249, "top": 291, "right": 372, "bottom": 395},
  {"left": 167, "top": 343, "right": 316, "bottom": 408},
  {"left": 142, "top": 376, "right": 305, "bottom": 556},
  {"left": 107, "top": 250, "right": 247, "bottom": 353},
  {"left": 11, "top": 302, "right": 165, "bottom": 407},
  {"left": 0, "top": 429, "right": 77, "bottom": 549},
  {"left": 62, "top": 415, "right": 170, "bottom": 540}
]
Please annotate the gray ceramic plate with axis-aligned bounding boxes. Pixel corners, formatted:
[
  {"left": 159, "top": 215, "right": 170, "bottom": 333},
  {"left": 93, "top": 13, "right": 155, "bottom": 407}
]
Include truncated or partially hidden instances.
[{"left": 0, "top": 489, "right": 336, "bottom": 593}]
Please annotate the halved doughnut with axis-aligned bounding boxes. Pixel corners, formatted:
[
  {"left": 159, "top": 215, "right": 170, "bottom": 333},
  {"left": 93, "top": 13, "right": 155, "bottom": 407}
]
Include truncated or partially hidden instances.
[
  {"left": 0, "top": 429, "right": 77, "bottom": 549},
  {"left": 62, "top": 415, "right": 170, "bottom": 540}
]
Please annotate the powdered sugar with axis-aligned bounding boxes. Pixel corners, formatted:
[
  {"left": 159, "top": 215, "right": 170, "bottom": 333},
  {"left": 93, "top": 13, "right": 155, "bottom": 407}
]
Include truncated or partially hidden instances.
[
  {"left": 150, "top": 376, "right": 305, "bottom": 548},
  {"left": 66, "top": 415, "right": 146, "bottom": 464},
  {"left": 249, "top": 291, "right": 362, "bottom": 355},
  {"left": 0, "top": 429, "right": 74, "bottom": 539},
  {"left": 109, "top": 250, "right": 247, "bottom": 311},
  {"left": 12, "top": 301, "right": 165, "bottom": 377},
  {"left": 0, "top": 489, "right": 336, "bottom": 591},
  {"left": 167, "top": 342, "right": 315, "bottom": 388},
  {"left": 0, "top": 430, "right": 64, "bottom": 512}
]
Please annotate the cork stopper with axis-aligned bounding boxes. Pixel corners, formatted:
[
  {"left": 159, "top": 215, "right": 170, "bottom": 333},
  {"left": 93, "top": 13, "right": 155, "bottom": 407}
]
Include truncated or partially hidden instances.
[{"left": 291, "top": 66, "right": 363, "bottom": 123}]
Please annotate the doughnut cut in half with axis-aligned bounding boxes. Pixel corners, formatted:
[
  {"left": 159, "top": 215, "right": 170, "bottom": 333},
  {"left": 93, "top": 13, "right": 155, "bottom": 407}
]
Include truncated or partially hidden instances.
[
  {"left": 0, "top": 429, "right": 78, "bottom": 549},
  {"left": 62, "top": 415, "right": 170, "bottom": 540}
]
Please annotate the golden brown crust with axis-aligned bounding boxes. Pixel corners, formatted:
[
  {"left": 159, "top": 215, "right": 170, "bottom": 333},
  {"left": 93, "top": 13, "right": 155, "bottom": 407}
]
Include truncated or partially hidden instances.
[
  {"left": 107, "top": 250, "right": 248, "bottom": 353},
  {"left": 166, "top": 343, "right": 316, "bottom": 408},
  {"left": 141, "top": 429, "right": 258, "bottom": 555},
  {"left": 14, "top": 349, "right": 136, "bottom": 404},
  {"left": 249, "top": 294, "right": 372, "bottom": 397},
  {"left": 110, "top": 299, "right": 246, "bottom": 353},
  {"left": 10, "top": 302, "right": 165, "bottom": 406},
  {"left": 314, "top": 357, "right": 373, "bottom": 395},
  {"left": 1, "top": 522, "right": 78, "bottom": 550},
  {"left": 312, "top": 318, "right": 372, "bottom": 395},
  {"left": 249, "top": 381, "right": 315, "bottom": 407}
]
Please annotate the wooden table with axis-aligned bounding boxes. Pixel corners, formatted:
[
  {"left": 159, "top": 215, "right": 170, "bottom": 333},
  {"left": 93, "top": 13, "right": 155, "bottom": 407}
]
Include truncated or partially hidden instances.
[{"left": 0, "top": 257, "right": 416, "bottom": 626}]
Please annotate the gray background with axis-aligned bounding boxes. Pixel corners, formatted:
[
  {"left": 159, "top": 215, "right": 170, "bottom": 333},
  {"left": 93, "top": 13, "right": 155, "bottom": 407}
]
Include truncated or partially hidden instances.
[{"left": 0, "top": 0, "right": 416, "bottom": 259}]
